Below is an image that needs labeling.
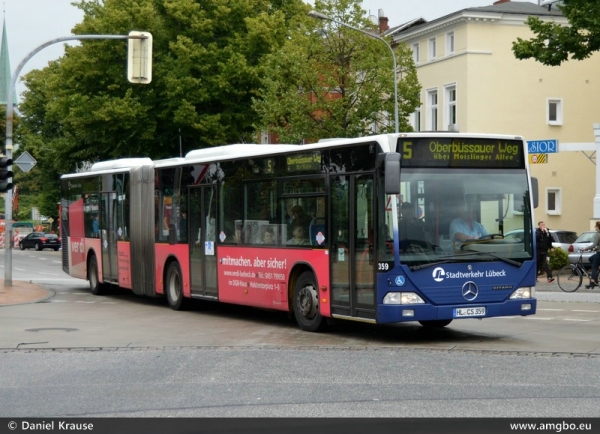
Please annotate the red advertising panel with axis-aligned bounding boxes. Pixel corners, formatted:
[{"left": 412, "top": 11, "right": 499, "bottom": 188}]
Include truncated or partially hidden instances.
[{"left": 217, "top": 246, "right": 330, "bottom": 315}]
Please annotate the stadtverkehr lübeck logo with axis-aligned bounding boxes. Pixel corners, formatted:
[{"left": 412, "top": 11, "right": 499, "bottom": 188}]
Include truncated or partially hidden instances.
[{"left": 432, "top": 267, "right": 506, "bottom": 282}]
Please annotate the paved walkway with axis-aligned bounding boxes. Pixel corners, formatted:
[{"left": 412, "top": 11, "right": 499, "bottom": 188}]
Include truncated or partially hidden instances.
[{"left": 0, "top": 280, "right": 52, "bottom": 306}]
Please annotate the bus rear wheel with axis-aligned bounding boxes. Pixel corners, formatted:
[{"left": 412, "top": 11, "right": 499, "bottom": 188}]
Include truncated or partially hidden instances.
[
  {"left": 293, "top": 271, "right": 326, "bottom": 332},
  {"left": 418, "top": 319, "right": 452, "bottom": 328},
  {"left": 166, "top": 261, "right": 187, "bottom": 311},
  {"left": 88, "top": 255, "right": 105, "bottom": 296}
]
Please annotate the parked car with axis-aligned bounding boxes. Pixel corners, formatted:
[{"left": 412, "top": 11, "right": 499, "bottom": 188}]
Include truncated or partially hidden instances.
[
  {"left": 18, "top": 232, "right": 60, "bottom": 251},
  {"left": 503, "top": 228, "right": 577, "bottom": 250},
  {"left": 567, "top": 231, "right": 597, "bottom": 266}
]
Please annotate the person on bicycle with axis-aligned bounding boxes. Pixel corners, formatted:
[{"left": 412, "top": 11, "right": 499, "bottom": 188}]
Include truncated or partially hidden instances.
[
  {"left": 585, "top": 221, "right": 600, "bottom": 288},
  {"left": 536, "top": 221, "right": 554, "bottom": 283}
]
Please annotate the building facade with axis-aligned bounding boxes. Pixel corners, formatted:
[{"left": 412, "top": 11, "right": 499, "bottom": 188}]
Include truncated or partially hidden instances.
[{"left": 389, "top": 0, "right": 600, "bottom": 235}]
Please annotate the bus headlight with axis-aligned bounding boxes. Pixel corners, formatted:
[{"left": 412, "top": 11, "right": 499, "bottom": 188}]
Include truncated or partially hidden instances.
[
  {"left": 383, "top": 292, "right": 425, "bottom": 305},
  {"left": 510, "top": 287, "right": 534, "bottom": 299}
]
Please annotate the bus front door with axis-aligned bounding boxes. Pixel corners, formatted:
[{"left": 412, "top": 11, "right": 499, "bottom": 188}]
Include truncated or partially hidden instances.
[
  {"left": 189, "top": 185, "right": 218, "bottom": 299},
  {"left": 100, "top": 192, "right": 118, "bottom": 284},
  {"left": 330, "top": 175, "right": 376, "bottom": 320}
]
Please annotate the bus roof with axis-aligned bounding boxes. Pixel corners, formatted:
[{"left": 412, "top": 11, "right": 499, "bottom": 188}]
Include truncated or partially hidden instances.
[{"left": 90, "top": 158, "right": 153, "bottom": 172}]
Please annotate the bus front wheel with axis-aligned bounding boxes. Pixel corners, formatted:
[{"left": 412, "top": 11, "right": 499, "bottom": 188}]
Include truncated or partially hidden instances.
[
  {"left": 88, "top": 255, "right": 105, "bottom": 296},
  {"left": 418, "top": 319, "right": 452, "bottom": 328},
  {"left": 166, "top": 262, "right": 187, "bottom": 311},
  {"left": 293, "top": 271, "right": 326, "bottom": 332}
]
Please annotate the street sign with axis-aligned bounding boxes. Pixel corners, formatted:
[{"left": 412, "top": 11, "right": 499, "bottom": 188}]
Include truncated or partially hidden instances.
[
  {"left": 527, "top": 140, "right": 557, "bottom": 154},
  {"left": 14, "top": 151, "right": 37, "bottom": 173},
  {"left": 529, "top": 154, "right": 548, "bottom": 164}
]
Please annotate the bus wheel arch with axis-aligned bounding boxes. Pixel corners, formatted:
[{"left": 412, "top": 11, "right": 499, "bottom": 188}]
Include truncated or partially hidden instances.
[
  {"left": 289, "top": 266, "right": 326, "bottom": 332},
  {"left": 87, "top": 252, "right": 105, "bottom": 296},
  {"left": 165, "top": 259, "right": 188, "bottom": 311}
]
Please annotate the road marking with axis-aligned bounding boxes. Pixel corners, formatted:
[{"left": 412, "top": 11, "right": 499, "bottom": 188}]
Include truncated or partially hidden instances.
[
  {"left": 563, "top": 318, "right": 591, "bottom": 322},
  {"left": 528, "top": 317, "right": 553, "bottom": 320},
  {"left": 14, "top": 267, "right": 26, "bottom": 271},
  {"left": 538, "top": 308, "right": 565, "bottom": 311},
  {"left": 572, "top": 310, "right": 600, "bottom": 313}
]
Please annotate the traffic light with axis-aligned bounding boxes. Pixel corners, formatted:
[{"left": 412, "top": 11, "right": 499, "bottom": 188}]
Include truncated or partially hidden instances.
[
  {"left": 127, "top": 31, "right": 153, "bottom": 84},
  {"left": 0, "top": 157, "right": 13, "bottom": 193}
]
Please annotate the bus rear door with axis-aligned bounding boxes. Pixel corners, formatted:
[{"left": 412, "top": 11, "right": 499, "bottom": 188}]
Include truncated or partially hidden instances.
[{"left": 189, "top": 185, "right": 218, "bottom": 299}]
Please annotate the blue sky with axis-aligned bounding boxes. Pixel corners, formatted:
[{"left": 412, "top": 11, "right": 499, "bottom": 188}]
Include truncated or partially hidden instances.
[{"left": 5, "top": 0, "right": 540, "bottom": 99}]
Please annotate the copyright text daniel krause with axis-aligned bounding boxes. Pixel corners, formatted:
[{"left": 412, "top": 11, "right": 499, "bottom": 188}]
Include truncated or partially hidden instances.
[{"left": 9, "top": 421, "right": 94, "bottom": 431}]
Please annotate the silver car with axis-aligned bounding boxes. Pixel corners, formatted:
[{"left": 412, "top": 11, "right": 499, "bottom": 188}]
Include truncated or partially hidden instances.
[
  {"left": 567, "top": 231, "right": 597, "bottom": 266},
  {"left": 504, "top": 228, "right": 577, "bottom": 251}
]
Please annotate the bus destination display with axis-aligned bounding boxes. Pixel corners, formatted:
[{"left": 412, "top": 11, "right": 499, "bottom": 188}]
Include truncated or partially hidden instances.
[{"left": 398, "top": 137, "right": 525, "bottom": 168}]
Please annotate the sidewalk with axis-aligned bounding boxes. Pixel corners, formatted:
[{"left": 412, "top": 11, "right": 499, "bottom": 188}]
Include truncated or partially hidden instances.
[{"left": 0, "top": 280, "right": 52, "bottom": 306}]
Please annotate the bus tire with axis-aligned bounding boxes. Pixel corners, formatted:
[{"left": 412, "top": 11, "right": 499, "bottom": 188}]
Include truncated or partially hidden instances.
[
  {"left": 293, "top": 271, "right": 326, "bottom": 332},
  {"left": 166, "top": 261, "right": 187, "bottom": 311},
  {"left": 88, "top": 255, "right": 105, "bottom": 296},
  {"left": 418, "top": 319, "right": 452, "bottom": 328}
]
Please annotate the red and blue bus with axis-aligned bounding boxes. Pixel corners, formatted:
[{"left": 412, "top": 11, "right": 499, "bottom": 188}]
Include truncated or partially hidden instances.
[{"left": 60, "top": 133, "right": 537, "bottom": 331}]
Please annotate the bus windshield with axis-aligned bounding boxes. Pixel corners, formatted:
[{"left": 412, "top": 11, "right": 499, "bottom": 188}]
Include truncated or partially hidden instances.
[{"left": 391, "top": 168, "right": 533, "bottom": 268}]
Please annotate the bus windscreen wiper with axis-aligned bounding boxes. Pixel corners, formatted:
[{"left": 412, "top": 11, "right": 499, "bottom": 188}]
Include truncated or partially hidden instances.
[
  {"left": 451, "top": 250, "right": 521, "bottom": 267},
  {"left": 410, "top": 251, "right": 520, "bottom": 270}
]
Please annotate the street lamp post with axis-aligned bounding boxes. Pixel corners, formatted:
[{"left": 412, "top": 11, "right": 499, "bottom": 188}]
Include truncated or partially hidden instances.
[
  {"left": 4, "top": 33, "right": 149, "bottom": 287},
  {"left": 308, "top": 10, "right": 399, "bottom": 134}
]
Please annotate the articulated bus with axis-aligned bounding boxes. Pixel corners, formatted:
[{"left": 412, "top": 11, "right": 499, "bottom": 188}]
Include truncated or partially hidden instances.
[{"left": 60, "top": 133, "right": 537, "bottom": 331}]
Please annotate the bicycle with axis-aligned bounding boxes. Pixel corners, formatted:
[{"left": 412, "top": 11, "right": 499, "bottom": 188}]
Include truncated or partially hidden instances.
[{"left": 557, "top": 249, "right": 597, "bottom": 292}]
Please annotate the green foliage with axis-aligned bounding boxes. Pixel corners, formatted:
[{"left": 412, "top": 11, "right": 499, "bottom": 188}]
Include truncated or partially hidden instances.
[
  {"left": 253, "top": 0, "right": 421, "bottom": 142},
  {"left": 512, "top": 0, "right": 600, "bottom": 66},
  {"left": 14, "top": 0, "right": 306, "bottom": 217},
  {"left": 549, "top": 247, "right": 569, "bottom": 270}
]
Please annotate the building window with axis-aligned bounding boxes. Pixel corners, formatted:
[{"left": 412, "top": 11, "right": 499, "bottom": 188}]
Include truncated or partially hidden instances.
[
  {"left": 411, "top": 96, "right": 421, "bottom": 132},
  {"left": 427, "top": 89, "right": 438, "bottom": 131},
  {"left": 445, "top": 85, "right": 457, "bottom": 130},
  {"left": 412, "top": 43, "right": 420, "bottom": 64},
  {"left": 547, "top": 98, "right": 563, "bottom": 125},
  {"left": 428, "top": 37, "right": 436, "bottom": 60},
  {"left": 446, "top": 31, "right": 455, "bottom": 55},
  {"left": 546, "top": 188, "right": 562, "bottom": 215}
]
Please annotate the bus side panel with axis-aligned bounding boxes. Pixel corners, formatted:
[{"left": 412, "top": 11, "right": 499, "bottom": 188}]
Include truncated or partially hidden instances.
[
  {"left": 155, "top": 244, "right": 190, "bottom": 296},
  {"left": 65, "top": 198, "right": 87, "bottom": 280},
  {"left": 117, "top": 241, "right": 132, "bottom": 289},
  {"left": 217, "top": 247, "right": 330, "bottom": 314}
]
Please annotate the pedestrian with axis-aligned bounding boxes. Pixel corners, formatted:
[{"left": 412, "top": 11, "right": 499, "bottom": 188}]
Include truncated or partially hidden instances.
[
  {"left": 584, "top": 221, "right": 600, "bottom": 288},
  {"left": 535, "top": 221, "right": 554, "bottom": 283}
]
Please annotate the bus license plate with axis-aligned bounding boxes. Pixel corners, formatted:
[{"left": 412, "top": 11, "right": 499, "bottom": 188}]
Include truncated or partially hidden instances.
[{"left": 454, "top": 307, "right": 486, "bottom": 317}]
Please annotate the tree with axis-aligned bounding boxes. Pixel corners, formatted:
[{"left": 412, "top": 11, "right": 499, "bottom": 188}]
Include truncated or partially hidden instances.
[
  {"left": 253, "top": 0, "right": 421, "bottom": 143},
  {"left": 15, "top": 0, "right": 305, "bottom": 218},
  {"left": 512, "top": 0, "right": 600, "bottom": 66}
]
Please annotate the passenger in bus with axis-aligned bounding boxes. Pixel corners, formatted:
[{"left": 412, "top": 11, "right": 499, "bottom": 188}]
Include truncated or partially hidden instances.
[
  {"left": 261, "top": 227, "right": 276, "bottom": 245},
  {"left": 399, "top": 202, "right": 426, "bottom": 241},
  {"left": 287, "top": 224, "right": 310, "bottom": 246},
  {"left": 92, "top": 216, "right": 100, "bottom": 238},
  {"left": 449, "top": 204, "right": 489, "bottom": 245},
  {"left": 287, "top": 205, "right": 309, "bottom": 233}
]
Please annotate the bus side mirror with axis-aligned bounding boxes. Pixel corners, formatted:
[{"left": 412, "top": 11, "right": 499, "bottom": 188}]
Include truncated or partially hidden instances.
[
  {"left": 531, "top": 177, "right": 538, "bottom": 209},
  {"left": 384, "top": 153, "right": 400, "bottom": 195}
]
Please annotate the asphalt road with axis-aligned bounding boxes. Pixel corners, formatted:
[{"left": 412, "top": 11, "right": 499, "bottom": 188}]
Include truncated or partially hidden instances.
[{"left": 1, "top": 249, "right": 600, "bottom": 420}]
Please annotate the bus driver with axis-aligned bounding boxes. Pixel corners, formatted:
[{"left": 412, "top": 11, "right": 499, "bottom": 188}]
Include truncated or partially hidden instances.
[{"left": 449, "top": 203, "right": 489, "bottom": 246}]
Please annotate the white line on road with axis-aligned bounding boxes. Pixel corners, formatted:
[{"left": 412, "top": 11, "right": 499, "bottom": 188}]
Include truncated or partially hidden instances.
[
  {"left": 538, "top": 308, "right": 565, "bottom": 311},
  {"left": 572, "top": 310, "right": 600, "bottom": 313},
  {"left": 563, "top": 318, "right": 592, "bottom": 322}
]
